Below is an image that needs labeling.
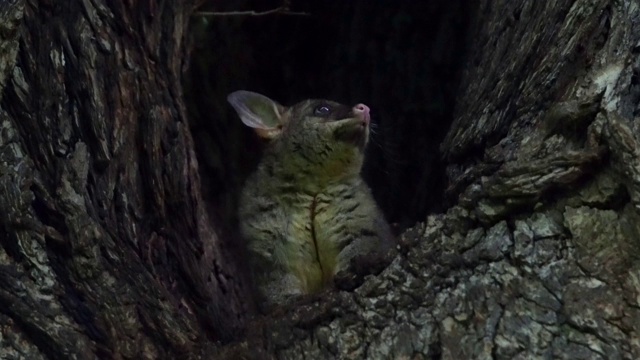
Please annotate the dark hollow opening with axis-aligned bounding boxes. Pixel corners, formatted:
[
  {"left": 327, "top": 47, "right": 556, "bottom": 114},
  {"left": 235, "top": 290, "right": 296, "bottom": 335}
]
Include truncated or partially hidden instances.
[{"left": 186, "top": 0, "right": 473, "bottom": 235}]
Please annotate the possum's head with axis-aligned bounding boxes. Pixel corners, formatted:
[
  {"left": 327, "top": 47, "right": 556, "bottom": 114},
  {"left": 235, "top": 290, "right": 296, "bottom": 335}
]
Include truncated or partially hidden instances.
[{"left": 227, "top": 90, "right": 371, "bottom": 182}]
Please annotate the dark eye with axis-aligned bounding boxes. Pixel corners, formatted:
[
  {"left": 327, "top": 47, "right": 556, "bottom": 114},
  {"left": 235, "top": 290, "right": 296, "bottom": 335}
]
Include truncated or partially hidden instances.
[{"left": 313, "top": 105, "right": 332, "bottom": 116}]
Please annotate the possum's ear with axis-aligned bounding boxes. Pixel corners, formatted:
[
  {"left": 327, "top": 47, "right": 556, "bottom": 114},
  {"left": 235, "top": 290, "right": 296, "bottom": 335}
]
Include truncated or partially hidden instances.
[{"left": 227, "top": 91, "right": 285, "bottom": 139}]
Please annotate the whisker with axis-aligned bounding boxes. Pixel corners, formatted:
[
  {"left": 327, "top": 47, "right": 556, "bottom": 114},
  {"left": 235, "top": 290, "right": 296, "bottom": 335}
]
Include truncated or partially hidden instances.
[{"left": 367, "top": 118, "right": 408, "bottom": 168}]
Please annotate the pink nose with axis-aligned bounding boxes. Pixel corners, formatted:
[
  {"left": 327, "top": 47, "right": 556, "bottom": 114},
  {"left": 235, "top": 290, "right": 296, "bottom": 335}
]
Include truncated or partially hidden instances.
[{"left": 353, "top": 103, "right": 370, "bottom": 124}]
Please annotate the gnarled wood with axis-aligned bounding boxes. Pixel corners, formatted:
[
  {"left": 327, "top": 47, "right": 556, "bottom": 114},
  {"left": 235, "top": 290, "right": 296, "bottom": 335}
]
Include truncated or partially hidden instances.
[
  {"left": 1, "top": 0, "right": 639, "bottom": 359},
  {"left": 0, "top": 1, "right": 249, "bottom": 358}
]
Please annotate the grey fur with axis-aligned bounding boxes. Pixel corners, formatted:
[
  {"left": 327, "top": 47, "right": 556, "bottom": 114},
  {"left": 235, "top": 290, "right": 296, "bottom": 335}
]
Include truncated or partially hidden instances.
[{"left": 228, "top": 91, "right": 393, "bottom": 311}]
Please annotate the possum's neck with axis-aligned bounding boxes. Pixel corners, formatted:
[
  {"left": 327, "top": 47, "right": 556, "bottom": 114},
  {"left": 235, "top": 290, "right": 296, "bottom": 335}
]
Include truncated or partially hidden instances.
[{"left": 255, "top": 139, "right": 364, "bottom": 195}]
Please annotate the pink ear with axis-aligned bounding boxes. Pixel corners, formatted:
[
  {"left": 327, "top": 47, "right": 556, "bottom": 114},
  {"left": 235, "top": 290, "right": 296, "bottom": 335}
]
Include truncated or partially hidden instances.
[{"left": 227, "top": 91, "right": 284, "bottom": 138}]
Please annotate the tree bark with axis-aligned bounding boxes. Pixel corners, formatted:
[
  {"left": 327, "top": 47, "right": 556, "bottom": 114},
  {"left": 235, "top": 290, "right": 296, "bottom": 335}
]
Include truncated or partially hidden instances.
[
  {"left": 1, "top": 0, "right": 640, "bottom": 359},
  {"left": 0, "top": 0, "right": 250, "bottom": 358},
  {"left": 216, "top": 0, "right": 640, "bottom": 359}
]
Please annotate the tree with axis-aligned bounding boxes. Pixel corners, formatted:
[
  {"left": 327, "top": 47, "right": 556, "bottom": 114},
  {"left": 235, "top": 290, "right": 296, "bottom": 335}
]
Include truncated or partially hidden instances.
[
  {"left": 0, "top": 1, "right": 248, "bottom": 358},
  {"left": 1, "top": 0, "right": 639, "bottom": 359}
]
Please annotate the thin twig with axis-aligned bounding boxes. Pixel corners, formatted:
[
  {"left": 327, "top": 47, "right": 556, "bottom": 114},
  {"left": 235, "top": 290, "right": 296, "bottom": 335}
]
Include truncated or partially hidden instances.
[{"left": 195, "top": 6, "right": 309, "bottom": 17}]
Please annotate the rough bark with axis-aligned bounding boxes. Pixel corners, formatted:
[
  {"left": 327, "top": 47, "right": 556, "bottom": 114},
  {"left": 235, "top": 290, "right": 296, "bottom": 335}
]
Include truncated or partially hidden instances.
[
  {"left": 217, "top": 0, "right": 640, "bottom": 359},
  {"left": 0, "top": 0, "right": 250, "bottom": 358},
  {"left": 1, "top": 0, "right": 639, "bottom": 359}
]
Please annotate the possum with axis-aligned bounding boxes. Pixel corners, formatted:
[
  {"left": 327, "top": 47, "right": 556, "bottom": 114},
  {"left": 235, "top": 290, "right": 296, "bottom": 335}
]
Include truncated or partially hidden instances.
[{"left": 227, "top": 90, "right": 394, "bottom": 311}]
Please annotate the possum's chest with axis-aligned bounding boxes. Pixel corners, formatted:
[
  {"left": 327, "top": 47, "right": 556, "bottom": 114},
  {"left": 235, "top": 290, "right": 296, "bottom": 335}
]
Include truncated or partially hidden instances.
[
  {"left": 283, "top": 192, "right": 350, "bottom": 293},
  {"left": 241, "top": 181, "right": 367, "bottom": 294}
]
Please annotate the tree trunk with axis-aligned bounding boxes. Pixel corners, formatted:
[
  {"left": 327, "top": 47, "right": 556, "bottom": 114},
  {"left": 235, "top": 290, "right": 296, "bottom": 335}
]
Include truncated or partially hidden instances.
[
  {"left": 1, "top": 0, "right": 639, "bottom": 359},
  {"left": 0, "top": 0, "right": 250, "bottom": 358},
  {"left": 215, "top": 0, "right": 640, "bottom": 359}
]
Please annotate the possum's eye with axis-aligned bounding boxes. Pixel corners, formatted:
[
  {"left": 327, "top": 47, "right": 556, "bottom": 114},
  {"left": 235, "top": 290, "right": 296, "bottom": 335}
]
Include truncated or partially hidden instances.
[{"left": 313, "top": 105, "right": 332, "bottom": 117}]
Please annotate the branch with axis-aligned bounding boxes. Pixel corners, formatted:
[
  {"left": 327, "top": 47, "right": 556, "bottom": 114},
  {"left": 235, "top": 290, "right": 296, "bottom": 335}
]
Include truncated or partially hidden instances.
[{"left": 195, "top": 6, "right": 309, "bottom": 17}]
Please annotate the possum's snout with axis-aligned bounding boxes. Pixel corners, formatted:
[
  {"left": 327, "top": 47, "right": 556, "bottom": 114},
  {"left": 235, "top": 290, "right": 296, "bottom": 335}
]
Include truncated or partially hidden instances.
[{"left": 353, "top": 103, "right": 370, "bottom": 126}]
